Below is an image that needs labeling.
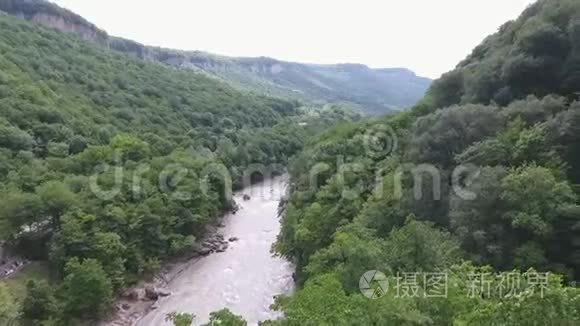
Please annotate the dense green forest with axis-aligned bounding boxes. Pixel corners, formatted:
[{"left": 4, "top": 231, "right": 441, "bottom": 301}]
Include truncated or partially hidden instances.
[
  {"left": 0, "top": 10, "right": 356, "bottom": 325},
  {"left": 2, "top": 0, "right": 580, "bottom": 325},
  {"left": 267, "top": 0, "right": 580, "bottom": 325}
]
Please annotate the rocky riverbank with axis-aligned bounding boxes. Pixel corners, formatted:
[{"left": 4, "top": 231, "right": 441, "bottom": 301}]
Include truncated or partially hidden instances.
[{"left": 102, "top": 214, "right": 238, "bottom": 326}]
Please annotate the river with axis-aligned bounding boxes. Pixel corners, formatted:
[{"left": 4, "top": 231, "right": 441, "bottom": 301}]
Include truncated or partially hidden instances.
[{"left": 136, "top": 176, "right": 295, "bottom": 326}]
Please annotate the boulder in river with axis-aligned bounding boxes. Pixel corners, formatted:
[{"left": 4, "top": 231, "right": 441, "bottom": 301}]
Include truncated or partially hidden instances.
[
  {"left": 210, "top": 242, "right": 218, "bottom": 248},
  {"left": 122, "top": 289, "right": 139, "bottom": 301},
  {"left": 144, "top": 287, "right": 171, "bottom": 301},
  {"left": 199, "top": 248, "right": 212, "bottom": 256},
  {"left": 157, "top": 289, "right": 171, "bottom": 297},
  {"left": 243, "top": 194, "right": 251, "bottom": 201},
  {"left": 144, "top": 286, "right": 159, "bottom": 301},
  {"left": 228, "top": 237, "right": 239, "bottom": 242}
]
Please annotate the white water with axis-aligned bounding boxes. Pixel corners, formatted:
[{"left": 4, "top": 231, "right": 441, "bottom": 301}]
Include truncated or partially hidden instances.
[{"left": 137, "top": 176, "right": 294, "bottom": 326}]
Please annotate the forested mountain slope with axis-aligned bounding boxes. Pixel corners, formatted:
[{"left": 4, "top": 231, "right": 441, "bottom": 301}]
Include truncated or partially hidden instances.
[
  {"left": 151, "top": 55, "right": 431, "bottom": 116},
  {"left": 418, "top": 0, "right": 580, "bottom": 112},
  {"left": 0, "top": 9, "right": 356, "bottom": 324},
  {"left": 0, "top": 0, "right": 431, "bottom": 115},
  {"left": 271, "top": 0, "right": 580, "bottom": 324}
]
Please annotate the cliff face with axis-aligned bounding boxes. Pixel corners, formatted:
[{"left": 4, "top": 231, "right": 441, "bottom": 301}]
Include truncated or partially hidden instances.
[
  {"left": 30, "top": 12, "right": 108, "bottom": 43},
  {"left": 0, "top": 0, "right": 108, "bottom": 43}
]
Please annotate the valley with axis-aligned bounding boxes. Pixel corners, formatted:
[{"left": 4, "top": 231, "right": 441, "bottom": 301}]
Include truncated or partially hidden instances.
[
  {"left": 0, "top": 0, "right": 431, "bottom": 116},
  {"left": 0, "top": 0, "right": 579, "bottom": 325}
]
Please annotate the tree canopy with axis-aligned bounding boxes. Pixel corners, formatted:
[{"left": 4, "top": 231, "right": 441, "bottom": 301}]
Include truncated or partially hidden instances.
[{"left": 273, "top": 2, "right": 580, "bottom": 324}]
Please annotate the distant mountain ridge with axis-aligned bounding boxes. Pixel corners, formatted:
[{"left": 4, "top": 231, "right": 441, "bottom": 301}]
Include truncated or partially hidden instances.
[{"left": 0, "top": 0, "right": 431, "bottom": 115}]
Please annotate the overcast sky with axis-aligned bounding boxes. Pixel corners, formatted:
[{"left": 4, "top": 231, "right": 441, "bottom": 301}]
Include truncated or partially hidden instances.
[{"left": 51, "top": 0, "right": 536, "bottom": 79}]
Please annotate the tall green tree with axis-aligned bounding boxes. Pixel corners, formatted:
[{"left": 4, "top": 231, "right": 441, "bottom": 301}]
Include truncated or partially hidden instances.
[
  {"left": 60, "top": 258, "right": 113, "bottom": 318},
  {"left": 21, "top": 280, "right": 57, "bottom": 322}
]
